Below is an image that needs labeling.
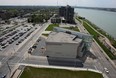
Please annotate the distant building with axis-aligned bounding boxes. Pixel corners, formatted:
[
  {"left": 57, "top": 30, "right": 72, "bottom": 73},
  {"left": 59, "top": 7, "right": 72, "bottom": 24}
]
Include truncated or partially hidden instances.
[
  {"left": 51, "top": 14, "right": 61, "bottom": 24},
  {"left": 45, "top": 27, "right": 93, "bottom": 58},
  {"left": 51, "top": 17, "right": 61, "bottom": 24},
  {"left": 59, "top": 5, "right": 74, "bottom": 23}
]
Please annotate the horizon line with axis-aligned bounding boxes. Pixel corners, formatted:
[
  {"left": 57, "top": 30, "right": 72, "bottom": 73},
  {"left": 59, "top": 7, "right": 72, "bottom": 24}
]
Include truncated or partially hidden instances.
[{"left": 0, "top": 5, "right": 116, "bottom": 9}]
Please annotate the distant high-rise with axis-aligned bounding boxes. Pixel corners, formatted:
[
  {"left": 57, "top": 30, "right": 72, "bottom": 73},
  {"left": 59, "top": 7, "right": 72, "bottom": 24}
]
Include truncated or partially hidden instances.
[{"left": 59, "top": 5, "right": 74, "bottom": 23}]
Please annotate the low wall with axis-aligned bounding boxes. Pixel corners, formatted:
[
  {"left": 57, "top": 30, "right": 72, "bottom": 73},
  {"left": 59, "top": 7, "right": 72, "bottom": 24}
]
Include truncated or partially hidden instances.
[{"left": 18, "top": 63, "right": 108, "bottom": 78}]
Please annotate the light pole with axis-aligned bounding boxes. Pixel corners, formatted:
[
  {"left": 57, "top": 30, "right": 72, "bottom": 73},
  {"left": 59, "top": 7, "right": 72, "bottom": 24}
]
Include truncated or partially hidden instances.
[
  {"left": 7, "top": 61, "right": 11, "bottom": 78},
  {"left": 74, "top": 59, "right": 77, "bottom": 68},
  {"left": 12, "top": 45, "right": 15, "bottom": 55}
]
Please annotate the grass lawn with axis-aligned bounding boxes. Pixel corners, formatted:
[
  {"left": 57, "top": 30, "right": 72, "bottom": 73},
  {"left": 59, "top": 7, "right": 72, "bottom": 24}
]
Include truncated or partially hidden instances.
[
  {"left": 45, "top": 24, "right": 59, "bottom": 31},
  {"left": 82, "top": 20, "right": 116, "bottom": 60},
  {"left": 20, "top": 66, "right": 103, "bottom": 78}
]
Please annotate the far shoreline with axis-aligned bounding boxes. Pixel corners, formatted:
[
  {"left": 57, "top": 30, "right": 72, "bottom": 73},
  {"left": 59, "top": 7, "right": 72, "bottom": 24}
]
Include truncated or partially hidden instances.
[{"left": 74, "top": 7, "right": 116, "bottom": 12}]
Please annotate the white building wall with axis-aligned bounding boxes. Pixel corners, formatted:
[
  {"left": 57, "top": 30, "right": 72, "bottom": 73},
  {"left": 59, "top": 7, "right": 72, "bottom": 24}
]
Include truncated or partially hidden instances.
[{"left": 45, "top": 42, "right": 80, "bottom": 58}]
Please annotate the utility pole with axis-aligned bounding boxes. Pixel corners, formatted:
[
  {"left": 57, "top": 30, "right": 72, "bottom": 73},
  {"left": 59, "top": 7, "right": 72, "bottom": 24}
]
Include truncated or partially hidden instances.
[
  {"left": 7, "top": 62, "right": 11, "bottom": 72},
  {"left": 12, "top": 46, "right": 15, "bottom": 55}
]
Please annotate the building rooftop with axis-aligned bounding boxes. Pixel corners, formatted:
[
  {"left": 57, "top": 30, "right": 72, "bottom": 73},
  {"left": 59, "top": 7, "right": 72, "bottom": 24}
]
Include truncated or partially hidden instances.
[{"left": 46, "top": 32, "right": 82, "bottom": 44}]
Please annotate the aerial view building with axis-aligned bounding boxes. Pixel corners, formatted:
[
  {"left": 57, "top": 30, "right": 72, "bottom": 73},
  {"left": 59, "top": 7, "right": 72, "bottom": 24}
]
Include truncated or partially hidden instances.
[
  {"left": 45, "top": 27, "right": 93, "bottom": 58},
  {"left": 0, "top": 0, "right": 116, "bottom": 77}
]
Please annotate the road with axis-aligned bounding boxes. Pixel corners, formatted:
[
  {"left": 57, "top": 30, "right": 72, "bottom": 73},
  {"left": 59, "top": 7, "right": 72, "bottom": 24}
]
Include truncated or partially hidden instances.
[
  {"left": 75, "top": 18, "right": 116, "bottom": 78},
  {"left": 0, "top": 21, "right": 51, "bottom": 77},
  {"left": 21, "top": 55, "right": 84, "bottom": 67}
]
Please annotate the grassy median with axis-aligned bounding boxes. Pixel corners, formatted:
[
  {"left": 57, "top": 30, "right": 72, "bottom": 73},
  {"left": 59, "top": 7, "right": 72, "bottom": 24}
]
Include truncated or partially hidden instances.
[
  {"left": 84, "top": 19, "right": 116, "bottom": 48},
  {"left": 20, "top": 66, "right": 103, "bottom": 78},
  {"left": 81, "top": 19, "right": 116, "bottom": 60}
]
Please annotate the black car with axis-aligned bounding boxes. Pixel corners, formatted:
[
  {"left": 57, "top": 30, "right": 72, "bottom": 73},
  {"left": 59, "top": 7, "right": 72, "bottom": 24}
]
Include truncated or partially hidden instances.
[
  {"left": 0, "top": 38, "right": 3, "bottom": 42},
  {"left": 37, "top": 38, "right": 41, "bottom": 42},
  {"left": 8, "top": 39, "right": 14, "bottom": 44},
  {"left": 16, "top": 43, "right": 19, "bottom": 45},
  {"left": 2, "top": 45, "right": 8, "bottom": 49},
  {"left": 32, "top": 45, "right": 37, "bottom": 49},
  {"left": 1, "top": 42, "right": 6, "bottom": 46},
  {"left": 1, "top": 74, "right": 6, "bottom": 78}
]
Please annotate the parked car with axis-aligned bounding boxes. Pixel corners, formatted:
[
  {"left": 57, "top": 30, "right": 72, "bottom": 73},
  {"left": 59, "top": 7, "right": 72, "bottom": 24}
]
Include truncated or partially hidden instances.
[
  {"left": 16, "top": 42, "right": 19, "bottom": 45},
  {"left": 1, "top": 42, "right": 7, "bottom": 46},
  {"left": 32, "top": 45, "right": 37, "bottom": 49},
  {"left": 2, "top": 44, "right": 8, "bottom": 49},
  {"left": 1, "top": 74, "right": 6, "bottom": 78},
  {"left": 37, "top": 38, "right": 41, "bottom": 42},
  {"left": 104, "top": 67, "right": 109, "bottom": 73},
  {"left": 0, "top": 48, "right": 2, "bottom": 51},
  {"left": 8, "top": 39, "right": 14, "bottom": 44}
]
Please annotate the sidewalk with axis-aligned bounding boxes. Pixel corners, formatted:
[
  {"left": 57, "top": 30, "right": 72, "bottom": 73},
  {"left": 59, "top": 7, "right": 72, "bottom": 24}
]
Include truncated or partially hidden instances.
[
  {"left": 42, "top": 31, "right": 51, "bottom": 34},
  {"left": 12, "top": 69, "right": 22, "bottom": 78}
]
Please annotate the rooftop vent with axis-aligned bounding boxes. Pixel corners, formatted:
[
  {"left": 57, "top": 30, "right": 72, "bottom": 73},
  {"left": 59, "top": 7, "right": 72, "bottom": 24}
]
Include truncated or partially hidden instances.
[{"left": 65, "top": 31, "right": 71, "bottom": 34}]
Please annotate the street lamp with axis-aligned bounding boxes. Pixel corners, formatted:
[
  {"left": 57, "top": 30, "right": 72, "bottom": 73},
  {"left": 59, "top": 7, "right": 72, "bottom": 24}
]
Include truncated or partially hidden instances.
[
  {"left": 6, "top": 61, "right": 11, "bottom": 78},
  {"left": 12, "top": 45, "right": 15, "bottom": 55}
]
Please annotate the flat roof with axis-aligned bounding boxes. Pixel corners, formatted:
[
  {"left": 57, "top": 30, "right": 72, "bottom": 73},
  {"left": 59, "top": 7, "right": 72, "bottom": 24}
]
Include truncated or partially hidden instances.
[{"left": 46, "top": 32, "right": 82, "bottom": 44}]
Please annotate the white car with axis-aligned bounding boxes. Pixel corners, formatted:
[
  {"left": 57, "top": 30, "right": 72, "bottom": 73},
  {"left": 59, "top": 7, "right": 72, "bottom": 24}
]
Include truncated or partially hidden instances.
[
  {"left": 0, "top": 48, "right": 2, "bottom": 51},
  {"left": 104, "top": 67, "right": 109, "bottom": 73}
]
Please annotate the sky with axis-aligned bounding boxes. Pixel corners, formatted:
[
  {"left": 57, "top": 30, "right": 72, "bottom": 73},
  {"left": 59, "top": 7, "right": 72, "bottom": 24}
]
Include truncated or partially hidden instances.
[{"left": 0, "top": 0, "right": 116, "bottom": 8}]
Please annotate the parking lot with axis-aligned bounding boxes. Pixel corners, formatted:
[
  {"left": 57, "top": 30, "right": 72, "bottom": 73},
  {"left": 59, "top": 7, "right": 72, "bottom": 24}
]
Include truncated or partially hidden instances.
[
  {"left": 28, "top": 36, "right": 46, "bottom": 56},
  {"left": 0, "top": 23, "right": 41, "bottom": 60}
]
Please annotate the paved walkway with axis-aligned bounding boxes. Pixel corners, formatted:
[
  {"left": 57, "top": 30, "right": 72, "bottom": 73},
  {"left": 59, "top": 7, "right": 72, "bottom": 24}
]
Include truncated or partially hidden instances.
[
  {"left": 12, "top": 70, "right": 21, "bottom": 78},
  {"left": 42, "top": 31, "right": 51, "bottom": 34}
]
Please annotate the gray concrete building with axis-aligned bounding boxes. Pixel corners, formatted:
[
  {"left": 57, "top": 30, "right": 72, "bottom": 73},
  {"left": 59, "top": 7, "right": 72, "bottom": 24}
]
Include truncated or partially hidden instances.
[{"left": 45, "top": 27, "right": 93, "bottom": 59}]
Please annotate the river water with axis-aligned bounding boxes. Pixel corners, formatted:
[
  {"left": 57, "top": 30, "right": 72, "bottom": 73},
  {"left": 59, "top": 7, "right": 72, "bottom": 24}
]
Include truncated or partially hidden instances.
[{"left": 75, "top": 8, "right": 116, "bottom": 38}]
